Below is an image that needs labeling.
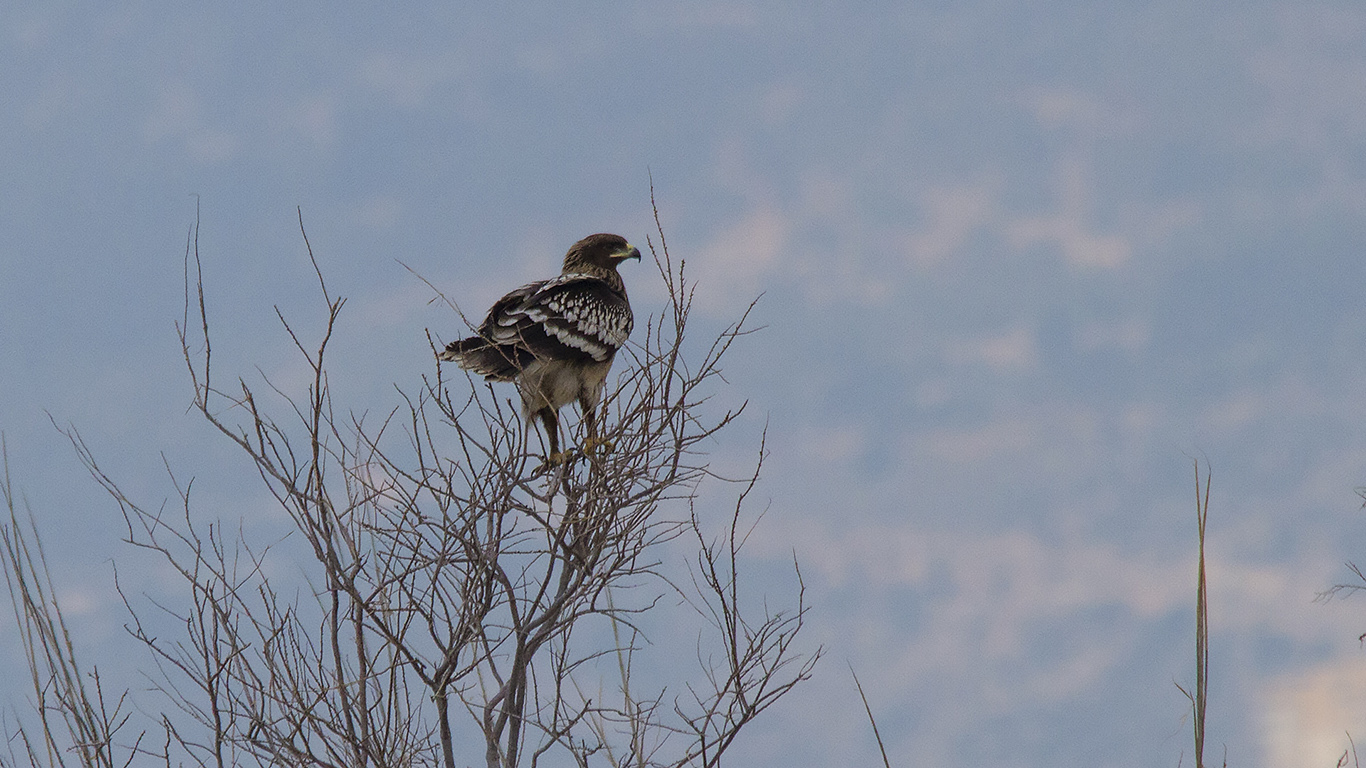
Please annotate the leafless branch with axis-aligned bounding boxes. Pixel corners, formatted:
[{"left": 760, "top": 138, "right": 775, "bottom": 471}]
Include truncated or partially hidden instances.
[{"left": 3, "top": 199, "right": 818, "bottom": 768}]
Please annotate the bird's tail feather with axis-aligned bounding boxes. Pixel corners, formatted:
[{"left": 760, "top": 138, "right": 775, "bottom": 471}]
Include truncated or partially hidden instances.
[{"left": 439, "top": 336, "right": 529, "bottom": 380}]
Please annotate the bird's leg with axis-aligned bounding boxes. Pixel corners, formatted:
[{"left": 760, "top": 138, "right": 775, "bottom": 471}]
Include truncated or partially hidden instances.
[
  {"left": 539, "top": 408, "right": 568, "bottom": 466},
  {"left": 580, "top": 399, "right": 614, "bottom": 456}
]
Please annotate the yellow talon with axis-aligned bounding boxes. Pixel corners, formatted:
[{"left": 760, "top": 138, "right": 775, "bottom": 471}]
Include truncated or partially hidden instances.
[{"left": 583, "top": 436, "right": 614, "bottom": 455}]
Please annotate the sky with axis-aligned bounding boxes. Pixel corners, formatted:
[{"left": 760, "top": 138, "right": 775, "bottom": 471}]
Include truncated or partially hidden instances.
[{"left": 4, "top": 2, "right": 1366, "bottom": 766}]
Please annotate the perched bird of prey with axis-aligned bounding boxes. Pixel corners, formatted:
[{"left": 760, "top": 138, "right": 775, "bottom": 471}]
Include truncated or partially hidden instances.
[{"left": 439, "top": 233, "right": 640, "bottom": 464}]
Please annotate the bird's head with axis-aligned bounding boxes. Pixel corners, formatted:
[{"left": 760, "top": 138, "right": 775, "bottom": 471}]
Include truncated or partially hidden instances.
[{"left": 564, "top": 233, "right": 642, "bottom": 273}]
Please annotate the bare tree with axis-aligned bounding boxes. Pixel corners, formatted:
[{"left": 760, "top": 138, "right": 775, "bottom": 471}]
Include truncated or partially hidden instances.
[
  {"left": 2, "top": 440, "right": 142, "bottom": 768},
  {"left": 2, "top": 204, "right": 819, "bottom": 768}
]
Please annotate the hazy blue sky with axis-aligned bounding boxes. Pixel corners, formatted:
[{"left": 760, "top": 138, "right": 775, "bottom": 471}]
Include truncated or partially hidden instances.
[{"left": 5, "top": 3, "right": 1366, "bottom": 766}]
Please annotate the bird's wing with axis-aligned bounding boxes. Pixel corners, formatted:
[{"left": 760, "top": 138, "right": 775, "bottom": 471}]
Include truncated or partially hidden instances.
[{"left": 481, "top": 274, "right": 633, "bottom": 363}]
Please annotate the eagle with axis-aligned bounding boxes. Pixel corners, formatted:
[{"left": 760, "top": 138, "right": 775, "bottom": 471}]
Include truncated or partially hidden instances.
[{"left": 439, "top": 233, "right": 641, "bottom": 464}]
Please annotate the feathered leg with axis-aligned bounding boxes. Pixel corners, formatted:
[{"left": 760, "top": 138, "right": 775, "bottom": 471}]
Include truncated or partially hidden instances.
[
  {"left": 537, "top": 407, "right": 566, "bottom": 465},
  {"left": 580, "top": 396, "right": 613, "bottom": 456}
]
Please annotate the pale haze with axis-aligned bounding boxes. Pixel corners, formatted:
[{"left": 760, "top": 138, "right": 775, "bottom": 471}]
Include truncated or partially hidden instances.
[{"left": 4, "top": 4, "right": 1366, "bottom": 766}]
